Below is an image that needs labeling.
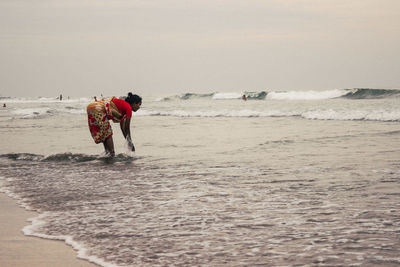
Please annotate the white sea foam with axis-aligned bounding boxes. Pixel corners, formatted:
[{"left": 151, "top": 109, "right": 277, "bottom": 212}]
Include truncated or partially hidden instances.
[
  {"left": 9, "top": 104, "right": 399, "bottom": 122},
  {"left": 23, "top": 213, "right": 118, "bottom": 267},
  {"left": 302, "top": 109, "right": 400, "bottom": 121},
  {"left": 11, "top": 108, "right": 52, "bottom": 118},
  {"left": 9, "top": 105, "right": 86, "bottom": 118},
  {"left": 212, "top": 93, "right": 243, "bottom": 100},
  {"left": 137, "top": 108, "right": 400, "bottom": 121},
  {"left": 63, "top": 106, "right": 86, "bottom": 115},
  {"left": 2, "top": 97, "right": 92, "bottom": 103},
  {"left": 267, "top": 89, "right": 347, "bottom": 100},
  {"left": 137, "top": 109, "right": 299, "bottom": 118}
]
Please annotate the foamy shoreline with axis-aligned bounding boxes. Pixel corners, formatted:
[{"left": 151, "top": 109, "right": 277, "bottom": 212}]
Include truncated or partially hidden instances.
[{"left": 0, "top": 193, "right": 96, "bottom": 267}]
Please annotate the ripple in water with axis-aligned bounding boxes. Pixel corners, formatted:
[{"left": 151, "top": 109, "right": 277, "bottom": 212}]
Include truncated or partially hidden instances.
[{"left": 0, "top": 154, "right": 399, "bottom": 266}]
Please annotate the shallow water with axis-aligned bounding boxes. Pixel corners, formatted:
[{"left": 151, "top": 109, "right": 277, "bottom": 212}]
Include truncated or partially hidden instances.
[{"left": 0, "top": 93, "right": 399, "bottom": 266}]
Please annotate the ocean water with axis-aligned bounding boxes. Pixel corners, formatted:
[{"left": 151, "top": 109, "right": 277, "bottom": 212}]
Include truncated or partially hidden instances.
[{"left": 0, "top": 89, "right": 399, "bottom": 266}]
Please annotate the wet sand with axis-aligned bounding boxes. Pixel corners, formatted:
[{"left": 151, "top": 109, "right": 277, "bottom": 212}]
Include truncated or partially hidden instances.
[{"left": 0, "top": 193, "right": 96, "bottom": 267}]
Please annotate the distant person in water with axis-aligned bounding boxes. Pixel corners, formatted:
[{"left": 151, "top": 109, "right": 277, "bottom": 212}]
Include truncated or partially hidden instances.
[
  {"left": 86, "top": 92, "right": 142, "bottom": 156},
  {"left": 60, "top": 94, "right": 63, "bottom": 101},
  {"left": 3, "top": 103, "right": 6, "bottom": 108},
  {"left": 242, "top": 94, "right": 247, "bottom": 101}
]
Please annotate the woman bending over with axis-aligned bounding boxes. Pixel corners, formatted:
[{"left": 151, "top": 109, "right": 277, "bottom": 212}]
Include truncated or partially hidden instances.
[{"left": 87, "top": 93, "right": 142, "bottom": 156}]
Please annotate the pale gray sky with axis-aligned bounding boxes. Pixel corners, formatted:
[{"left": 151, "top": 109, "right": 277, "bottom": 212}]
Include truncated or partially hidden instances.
[{"left": 1, "top": 0, "right": 399, "bottom": 97}]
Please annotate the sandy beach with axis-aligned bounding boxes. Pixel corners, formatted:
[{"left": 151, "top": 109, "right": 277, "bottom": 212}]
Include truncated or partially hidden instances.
[{"left": 0, "top": 193, "right": 96, "bottom": 267}]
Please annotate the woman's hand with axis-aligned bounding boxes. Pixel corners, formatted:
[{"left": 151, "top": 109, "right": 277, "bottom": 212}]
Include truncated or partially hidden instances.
[
  {"left": 121, "top": 117, "right": 135, "bottom": 151},
  {"left": 128, "top": 141, "right": 135, "bottom": 152}
]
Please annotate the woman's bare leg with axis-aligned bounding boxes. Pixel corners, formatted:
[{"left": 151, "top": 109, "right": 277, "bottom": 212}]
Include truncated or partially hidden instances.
[{"left": 103, "top": 136, "right": 115, "bottom": 156}]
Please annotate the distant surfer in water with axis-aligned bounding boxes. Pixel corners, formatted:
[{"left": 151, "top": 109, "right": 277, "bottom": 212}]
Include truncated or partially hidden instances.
[{"left": 86, "top": 92, "right": 142, "bottom": 156}]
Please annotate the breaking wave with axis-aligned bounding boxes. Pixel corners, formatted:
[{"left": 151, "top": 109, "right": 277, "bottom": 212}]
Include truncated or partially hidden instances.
[
  {"left": 138, "top": 109, "right": 400, "bottom": 121},
  {"left": 11, "top": 107, "right": 55, "bottom": 119},
  {"left": 159, "top": 93, "right": 216, "bottom": 101},
  {"left": 9, "top": 106, "right": 86, "bottom": 119},
  {"left": 157, "top": 88, "right": 400, "bottom": 101},
  {"left": 342, "top": 88, "right": 400, "bottom": 99},
  {"left": 159, "top": 91, "right": 268, "bottom": 101},
  {"left": 1, "top": 96, "right": 93, "bottom": 103},
  {"left": 0, "top": 153, "right": 137, "bottom": 164},
  {"left": 267, "top": 89, "right": 347, "bottom": 100},
  {"left": 2, "top": 89, "right": 399, "bottom": 105}
]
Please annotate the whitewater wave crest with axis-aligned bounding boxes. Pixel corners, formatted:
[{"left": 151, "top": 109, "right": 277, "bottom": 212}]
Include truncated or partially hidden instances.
[
  {"left": 0, "top": 153, "right": 137, "bottom": 164},
  {"left": 302, "top": 109, "right": 400, "bottom": 121},
  {"left": 159, "top": 91, "right": 268, "bottom": 101},
  {"left": 10, "top": 106, "right": 86, "bottom": 119},
  {"left": 1, "top": 97, "right": 93, "bottom": 103},
  {"left": 137, "top": 109, "right": 400, "bottom": 121},
  {"left": 342, "top": 88, "right": 400, "bottom": 99},
  {"left": 157, "top": 88, "right": 400, "bottom": 101},
  {"left": 11, "top": 108, "right": 54, "bottom": 119},
  {"left": 267, "top": 89, "right": 347, "bottom": 100}
]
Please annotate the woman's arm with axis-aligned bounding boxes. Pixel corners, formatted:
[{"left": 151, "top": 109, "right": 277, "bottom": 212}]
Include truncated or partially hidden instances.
[{"left": 120, "top": 117, "right": 135, "bottom": 151}]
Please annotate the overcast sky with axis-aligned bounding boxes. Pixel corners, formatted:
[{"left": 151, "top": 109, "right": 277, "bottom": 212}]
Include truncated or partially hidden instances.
[{"left": 1, "top": 0, "right": 399, "bottom": 97}]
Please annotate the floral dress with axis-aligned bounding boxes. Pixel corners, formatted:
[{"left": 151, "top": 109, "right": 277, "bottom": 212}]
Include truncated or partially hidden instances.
[{"left": 86, "top": 97, "right": 125, "bottom": 143}]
